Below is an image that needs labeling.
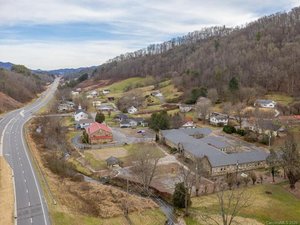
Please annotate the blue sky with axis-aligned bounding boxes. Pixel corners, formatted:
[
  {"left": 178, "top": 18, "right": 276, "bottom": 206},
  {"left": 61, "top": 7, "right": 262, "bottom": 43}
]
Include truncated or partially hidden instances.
[{"left": 0, "top": 0, "right": 298, "bottom": 70}]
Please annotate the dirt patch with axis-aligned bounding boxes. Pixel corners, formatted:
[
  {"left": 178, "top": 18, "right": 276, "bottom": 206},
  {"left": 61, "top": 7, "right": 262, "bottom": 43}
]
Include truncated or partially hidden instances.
[
  {"left": 0, "top": 157, "right": 14, "bottom": 225},
  {"left": 0, "top": 92, "right": 22, "bottom": 113},
  {"left": 87, "top": 147, "right": 128, "bottom": 161}
]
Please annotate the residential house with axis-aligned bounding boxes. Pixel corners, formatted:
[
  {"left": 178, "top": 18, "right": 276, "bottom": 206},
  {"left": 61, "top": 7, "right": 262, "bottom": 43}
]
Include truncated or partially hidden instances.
[
  {"left": 106, "top": 156, "right": 121, "bottom": 168},
  {"left": 133, "top": 117, "right": 148, "bottom": 127},
  {"left": 254, "top": 99, "right": 277, "bottom": 108},
  {"left": 90, "top": 90, "right": 98, "bottom": 97},
  {"left": 210, "top": 112, "right": 228, "bottom": 126},
  {"left": 76, "top": 119, "right": 94, "bottom": 129},
  {"left": 182, "top": 121, "right": 195, "bottom": 128},
  {"left": 85, "top": 122, "right": 113, "bottom": 144},
  {"left": 255, "top": 120, "right": 281, "bottom": 137},
  {"left": 160, "top": 128, "right": 268, "bottom": 176},
  {"left": 92, "top": 101, "right": 101, "bottom": 107},
  {"left": 151, "top": 90, "right": 163, "bottom": 97},
  {"left": 102, "top": 89, "right": 110, "bottom": 95},
  {"left": 74, "top": 107, "right": 89, "bottom": 122},
  {"left": 120, "top": 119, "right": 138, "bottom": 128},
  {"left": 58, "top": 101, "right": 75, "bottom": 112},
  {"left": 179, "top": 104, "right": 193, "bottom": 113},
  {"left": 114, "top": 113, "right": 128, "bottom": 122},
  {"left": 97, "top": 104, "right": 115, "bottom": 112},
  {"left": 128, "top": 106, "right": 138, "bottom": 114},
  {"left": 71, "top": 91, "right": 80, "bottom": 96}
]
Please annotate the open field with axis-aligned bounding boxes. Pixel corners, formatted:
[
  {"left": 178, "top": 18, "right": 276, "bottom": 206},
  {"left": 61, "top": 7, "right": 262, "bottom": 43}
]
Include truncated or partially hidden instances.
[
  {"left": 264, "top": 93, "right": 294, "bottom": 106},
  {"left": 159, "top": 80, "right": 183, "bottom": 102},
  {"left": 0, "top": 157, "right": 14, "bottom": 225},
  {"left": 186, "top": 183, "right": 300, "bottom": 225}
]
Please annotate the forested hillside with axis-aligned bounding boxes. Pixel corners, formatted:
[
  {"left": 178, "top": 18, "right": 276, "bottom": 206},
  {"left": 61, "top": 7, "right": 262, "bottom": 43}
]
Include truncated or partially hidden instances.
[
  {"left": 0, "top": 66, "right": 53, "bottom": 112},
  {"left": 93, "top": 7, "right": 300, "bottom": 98}
]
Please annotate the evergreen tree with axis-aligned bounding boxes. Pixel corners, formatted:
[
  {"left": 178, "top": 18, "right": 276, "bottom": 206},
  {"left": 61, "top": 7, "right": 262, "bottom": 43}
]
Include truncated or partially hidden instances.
[
  {"left": 172, "top": 182, "right": 191, "bottom": 208},
  {"left": 95, "top": 112, "right": 105, "bottom": 123}
]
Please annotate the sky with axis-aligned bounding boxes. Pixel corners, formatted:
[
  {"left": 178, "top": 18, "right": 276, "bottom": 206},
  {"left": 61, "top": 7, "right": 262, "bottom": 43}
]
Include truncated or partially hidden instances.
[{"left": 0, "top": 0, "right": 299, "bottom": 70}]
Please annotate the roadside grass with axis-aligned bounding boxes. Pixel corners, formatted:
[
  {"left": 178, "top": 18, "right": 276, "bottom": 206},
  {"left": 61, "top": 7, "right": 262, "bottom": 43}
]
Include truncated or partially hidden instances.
[
  {"left": 67, "top": 158, "right": 93, "bottom": 176},
  {"left": 52, "top": 208, "right": 165, "bottom": 225},
  {"left": 186, "top": 183, "right": 300, "bottom": 225},
  {"left": 264, "top": 93, "right": 294, "bottom": 106}
]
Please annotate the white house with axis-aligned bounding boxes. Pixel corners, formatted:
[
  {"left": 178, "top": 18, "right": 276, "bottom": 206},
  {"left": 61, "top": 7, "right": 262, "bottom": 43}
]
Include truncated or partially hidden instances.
[
  {"left": 179, "top": 104, "right": 193, "bottom": 113},
  {"left": 210, "top": 112, "right": 228, "bottom": 126},
  {"left": 151, "top": 90, "right": 163, "bottom": 97},
  {"left": 90, "top": 90, "right": 98, "bottom": 97},
  {"left": 92, "top": 101, "right": 101, "bottom": 107},
  {"left": 120, "top": 119, "right": 138, "bottom": 128},
  {"left": 76, "top": 119, "right": 94, "bottom": 129},
  {"left": 182, "top": 121, "right": 195, "bottom": 128},
  {"left": 127, "top": 106, "right": 138, "bottom": 114},
  {"left": 102, "top": 89, "right": 110, "bottom": 95},
  {"left": 254, "top": 99, "right": 276, "bottom": 108},
  {"left": 74, "top": 106, "right": 89, "bottom": 122},
  {"left": 71, "top": 91, "right": 80, "bottom": 96}
]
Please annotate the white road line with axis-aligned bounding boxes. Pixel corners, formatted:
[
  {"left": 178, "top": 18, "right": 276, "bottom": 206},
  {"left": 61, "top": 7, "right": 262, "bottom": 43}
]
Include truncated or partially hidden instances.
[
  {"left": 30, "top": 218, "right": 33, "bottom": 224},
  {"left": 0, "top": 118, "right": 14, "bottom": 156},
  {"left": 20, "top": 110, "right": 25, "bottom": 117},
  {"left": 28, "top": 202, "right": 31, "bottom": 206},
  {"left": 21, "top": 118, "right": 49, "bottom": 225},
  {"left": 22, "top": 170, "right": 25, "bottom": 174},
  {"left": 24, "top": 179, "right": 27, "bottom": 183},
  {"left": 26, "top": 189, "right": 29, "bottom": 193}
]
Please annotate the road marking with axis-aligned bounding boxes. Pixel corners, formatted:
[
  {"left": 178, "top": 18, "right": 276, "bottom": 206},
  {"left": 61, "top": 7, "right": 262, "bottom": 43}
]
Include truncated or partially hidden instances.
[
  {"left": 28, "top": 202, "right": 31, "bottom": 206},
  {"left": 22, "top": 170, "right": 25, "bottom": 174},
  {"left": 20, "top": 110, "right": 25, "bottom": 117},
  {"left": 24, "top": 179, "right": 27, "bottom": 183},
  {"left": 26, "top": 189, "right": 28, "bottom": 193},
  {"left": 30, "top": 218, "right": 33, "bottom": 224},
  {"left": 0, "top": 118, "right": 14, "bottom": 156},
  {"left": 21, "top": 115, "right": 49, "bottom": 225}
]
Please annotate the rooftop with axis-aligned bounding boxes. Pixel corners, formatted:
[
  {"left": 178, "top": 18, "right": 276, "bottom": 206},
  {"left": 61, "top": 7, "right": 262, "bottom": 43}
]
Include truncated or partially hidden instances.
[
  {"left": 85, "top": 122, "right": 112, "bottom": 135},
  {"left": 161, "top": 128, "right": 268, "bottom": 167}
]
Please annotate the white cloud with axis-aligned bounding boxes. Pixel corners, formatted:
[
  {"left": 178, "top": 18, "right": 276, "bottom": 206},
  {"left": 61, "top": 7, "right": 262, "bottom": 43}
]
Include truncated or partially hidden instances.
[
  {"left": 0, "top": 0, "right": 298, "bottom": 69},
  {"left": 0, "top": 40, "right": 136, "bottom": 70}
]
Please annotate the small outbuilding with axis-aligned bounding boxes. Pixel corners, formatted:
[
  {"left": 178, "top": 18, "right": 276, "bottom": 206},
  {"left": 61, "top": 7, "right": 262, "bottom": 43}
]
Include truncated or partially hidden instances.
[{"left": 106, "top": 156, "right": 121, "bottom": 167}]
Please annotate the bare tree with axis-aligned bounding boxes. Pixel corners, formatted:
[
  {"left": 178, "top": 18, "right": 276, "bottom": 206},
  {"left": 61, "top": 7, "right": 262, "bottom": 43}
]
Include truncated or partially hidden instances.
[
  {"left": 201, "top": 185, "right": 252, "bottom": 225},
  {"left": 207, "top": 88, "right": 218, "bottom": 104},
  {"left": 195, "top": 97, "right": 212, "bottom": 124},
  {"left": 280, "top": 135, "right": 300, "bottom": 189},
  {"left": 131, "top": 144, "right": 161, "bottom": 194},
  {"left": 233, "top": 103, "right": 245, "bottom": 129}
]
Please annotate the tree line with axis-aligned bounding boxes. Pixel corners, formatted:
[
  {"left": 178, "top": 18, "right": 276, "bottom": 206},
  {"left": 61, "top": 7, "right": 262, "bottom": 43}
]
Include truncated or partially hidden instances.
[{"left": 93, "top": 7, "right": 300, "bottom": 98}]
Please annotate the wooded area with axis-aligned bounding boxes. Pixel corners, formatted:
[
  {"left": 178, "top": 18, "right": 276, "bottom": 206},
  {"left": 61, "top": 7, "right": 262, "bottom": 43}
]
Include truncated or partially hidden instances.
[{"left": 93, "top": 7, "right": 300, "bottom": 98}]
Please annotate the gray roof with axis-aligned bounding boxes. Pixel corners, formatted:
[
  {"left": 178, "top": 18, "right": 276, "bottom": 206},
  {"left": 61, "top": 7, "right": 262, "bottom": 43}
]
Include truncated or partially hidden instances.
[
  {"left": 76, "top": 119, "right": 94, "bottom": 125},
  {"left": 161, "top": 128, "right": 269, "bottom": 167},
  {"left": 106, "top": 156, "right": 120, "bottom": 165},
  {"left": 75, "top": 109, "right": 87, "bottom": 114},
  {"left": 255, "top": 99, "right": 275, "bottom": 105},
  {"left": 258, "top": 120, "right": 281, "bottom": 131}
]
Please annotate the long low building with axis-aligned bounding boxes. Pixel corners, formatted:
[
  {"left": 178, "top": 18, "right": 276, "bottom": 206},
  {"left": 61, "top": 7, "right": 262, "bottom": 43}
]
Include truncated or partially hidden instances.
[{"left": 160, "top": 128, "right": 269, "bottom": 176}]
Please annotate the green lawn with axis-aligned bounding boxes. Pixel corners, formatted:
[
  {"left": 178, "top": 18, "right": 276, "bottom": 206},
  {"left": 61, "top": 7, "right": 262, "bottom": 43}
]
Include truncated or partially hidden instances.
[
  {"left": 264, "top": 93, "right": 294, "bottom": 106},
  {"left": 101, "top": 77, "right": 155, "bottom": 94},
  {"left": 186, "top": 183, "right": 300, "bottom": 225}
]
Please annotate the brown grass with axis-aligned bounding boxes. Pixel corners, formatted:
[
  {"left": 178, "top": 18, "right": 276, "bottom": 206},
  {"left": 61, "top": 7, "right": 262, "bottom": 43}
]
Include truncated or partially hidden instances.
[
  {"left": 26, "top": 119, "right": 160, "bottom": 223},
  {"left": 0, "top": 157, "right": 14, "bottom": 225},
  {"left": 87, "top": 147, "right": 128, "bottom": 161}
]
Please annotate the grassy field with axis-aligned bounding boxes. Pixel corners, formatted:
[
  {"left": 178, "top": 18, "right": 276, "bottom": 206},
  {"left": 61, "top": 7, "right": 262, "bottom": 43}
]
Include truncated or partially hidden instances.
[
  {"left": 186, "top": 183, "right": 300, "bottom": 225},
  {"left": 264, "top": 93, "right": 294, "bottom": 106},
  {"left": 159, "top": 80, "right": 183, "bottom": 102},
  {"left": 100, "top": 77, "right": 155, "bottom": 94}
]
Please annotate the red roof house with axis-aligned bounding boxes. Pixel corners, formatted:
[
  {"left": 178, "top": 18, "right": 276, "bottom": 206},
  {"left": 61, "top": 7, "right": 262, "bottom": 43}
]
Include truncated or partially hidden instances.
[{"left": 85, "top": 122, "right": 113, "bottom": 144}]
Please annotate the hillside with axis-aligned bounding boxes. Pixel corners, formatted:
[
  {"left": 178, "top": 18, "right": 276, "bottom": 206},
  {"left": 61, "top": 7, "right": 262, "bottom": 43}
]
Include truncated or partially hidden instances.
[
  {"left": 93, "top": 7, "right": 300, "bottom": 99},
  {"left": 0, "top": 67, "right": 52, "bottom": 113}
]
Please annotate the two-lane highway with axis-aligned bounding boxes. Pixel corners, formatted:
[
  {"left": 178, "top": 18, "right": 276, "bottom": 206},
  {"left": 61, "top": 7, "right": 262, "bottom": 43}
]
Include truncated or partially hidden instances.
[{"left": 0, "top": 78, "right": 59, "bottom": 225}]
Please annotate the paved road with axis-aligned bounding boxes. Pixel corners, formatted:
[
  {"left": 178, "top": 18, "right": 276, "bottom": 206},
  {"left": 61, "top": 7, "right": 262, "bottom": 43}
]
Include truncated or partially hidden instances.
[{"left": 0, "top": 78, "right": 60, "bottom": 225}]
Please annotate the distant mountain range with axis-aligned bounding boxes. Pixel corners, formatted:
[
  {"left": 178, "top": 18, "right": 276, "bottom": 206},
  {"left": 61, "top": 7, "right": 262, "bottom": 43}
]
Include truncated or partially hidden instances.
[
  {"left": 0, "top": 61, "right": 14, "bottom": 70},
  {"left": 0, "top": 61, "right": 96, "bottom": 76}
]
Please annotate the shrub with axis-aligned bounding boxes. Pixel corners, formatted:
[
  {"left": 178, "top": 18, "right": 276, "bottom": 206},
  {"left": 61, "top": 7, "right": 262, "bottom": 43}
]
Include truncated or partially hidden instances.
[
  {"left": 244, "top": 132, "right": 258, "bottom": 142},
  {"left": 172, "top": 182, "right": 191, "bottom": 208},
  {"left": 236, "top": 129, "right": 246, "bottom": 136},
  {"left": 223, "top": 125, "right": 236, "bottom": 134}
]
